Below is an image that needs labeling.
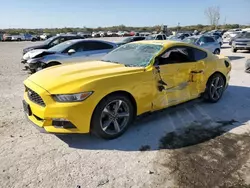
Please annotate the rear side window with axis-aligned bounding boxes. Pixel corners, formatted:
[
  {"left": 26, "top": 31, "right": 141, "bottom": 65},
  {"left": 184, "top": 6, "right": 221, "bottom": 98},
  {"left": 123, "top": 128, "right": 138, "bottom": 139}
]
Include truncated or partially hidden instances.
[
  {"left": 84, "top": 41, "right": 113, "bottom": 51},
  {"left": 204, "top": 36, "right": 215, "bottom": 43},
  {"left": 156, "top": 35, "right": 163, "bottom": 40},
  {"left": 163, "top": 35, "right": 166, "bottom": 40},
  {"left": 192, "top": 48, "right": 207, "bottom": 61}
]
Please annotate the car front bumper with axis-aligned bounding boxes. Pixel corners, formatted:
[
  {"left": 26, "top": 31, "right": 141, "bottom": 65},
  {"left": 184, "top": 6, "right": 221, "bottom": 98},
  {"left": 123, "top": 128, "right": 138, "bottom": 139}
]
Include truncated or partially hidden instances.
[
  {"left": 234, "top": 43, "right": 250, "bottom": 50},
  {"left": 23, "top": 79, "right": 94, "bottom": 134}
]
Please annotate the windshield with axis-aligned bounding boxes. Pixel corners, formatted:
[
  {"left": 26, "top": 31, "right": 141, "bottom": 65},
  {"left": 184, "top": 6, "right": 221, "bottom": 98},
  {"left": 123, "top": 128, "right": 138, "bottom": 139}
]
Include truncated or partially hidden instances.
[
  {"left": 238, "top": 32, "right": 250, "bottom": 38},
  {"left": 44, "top": 36, "right": 57, "bottom": 45},
  {"left": 47, "top": 41, "right": 73, "bottom": 52},
  {"left": 101, "top": 43, "right": 163, "bottom": 67},
  {"left": 183, "top": 37, "right": 197, "bottom": 43}
]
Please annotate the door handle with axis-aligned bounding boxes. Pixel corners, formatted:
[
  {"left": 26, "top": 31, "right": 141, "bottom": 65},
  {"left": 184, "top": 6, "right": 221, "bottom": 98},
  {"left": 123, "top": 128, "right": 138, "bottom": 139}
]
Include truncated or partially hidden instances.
[{"left": 191, "top": 70, "right": 204, "bottom": 74}]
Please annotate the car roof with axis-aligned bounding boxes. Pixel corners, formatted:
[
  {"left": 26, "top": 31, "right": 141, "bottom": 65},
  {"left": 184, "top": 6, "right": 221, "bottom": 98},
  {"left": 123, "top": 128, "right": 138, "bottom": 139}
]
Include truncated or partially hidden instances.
[
  {"left": 66, "top": 39, "right": 117, "bottom": 45},
  {"left": 133, "top": 40, "right": 188, "bottom": 47}
]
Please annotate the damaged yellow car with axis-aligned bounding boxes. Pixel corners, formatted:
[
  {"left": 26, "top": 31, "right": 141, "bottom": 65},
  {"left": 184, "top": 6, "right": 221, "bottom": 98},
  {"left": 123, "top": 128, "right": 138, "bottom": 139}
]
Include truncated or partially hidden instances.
[{"left": 23, "top": 40, "right": 231, "bottom": 139}]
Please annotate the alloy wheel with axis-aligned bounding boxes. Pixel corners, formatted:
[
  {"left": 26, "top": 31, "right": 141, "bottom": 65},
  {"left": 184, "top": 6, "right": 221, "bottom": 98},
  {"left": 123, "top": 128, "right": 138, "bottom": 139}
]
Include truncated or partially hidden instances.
[
  {"left": 209, "top": 76, "right": 224, "bottom": 101},
  {"left": 214, "top": 49, "right": 220, "bottom": 55},
  {"left": 100, "top": 99, "right": 130, "bottom": 135}
]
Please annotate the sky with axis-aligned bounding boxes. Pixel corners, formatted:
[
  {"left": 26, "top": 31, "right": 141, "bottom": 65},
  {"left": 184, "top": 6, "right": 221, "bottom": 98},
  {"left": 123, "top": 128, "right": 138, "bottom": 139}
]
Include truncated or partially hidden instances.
[{"left": 0, "top": 0, "right": 249, "bottom": 28}]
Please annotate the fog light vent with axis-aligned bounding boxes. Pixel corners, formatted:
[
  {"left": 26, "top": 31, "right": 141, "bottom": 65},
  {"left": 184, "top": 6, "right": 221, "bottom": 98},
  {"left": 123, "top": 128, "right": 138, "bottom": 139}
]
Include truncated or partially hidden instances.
[{"left": 52, "top": 118, "right": 76, "bottom": 129}]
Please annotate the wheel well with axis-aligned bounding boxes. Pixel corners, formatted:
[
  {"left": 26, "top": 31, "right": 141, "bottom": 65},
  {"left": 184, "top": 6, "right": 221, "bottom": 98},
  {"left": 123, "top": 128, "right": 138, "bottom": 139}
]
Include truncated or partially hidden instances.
[
  {"left": 47, "top": 61, "right": 61, "bottom": 67},
  {"left": 208, "top": 72, "right": 226, "bottom": 86},
  {"left": 104, "top": 91, "right": 137, "bottom": 117},
  {"left": 91, "top": 90, "right": 137, "bottom": 128}
]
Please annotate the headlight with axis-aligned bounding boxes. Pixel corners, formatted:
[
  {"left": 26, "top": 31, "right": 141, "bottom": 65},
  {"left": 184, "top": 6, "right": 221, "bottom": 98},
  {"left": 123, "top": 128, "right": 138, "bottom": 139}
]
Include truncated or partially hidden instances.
[
  {"left": 24, "top": 48, "right": 33, "bottom": 53},
  {"left": 52, "top": 92, "right": 93, "bottom": 102}
]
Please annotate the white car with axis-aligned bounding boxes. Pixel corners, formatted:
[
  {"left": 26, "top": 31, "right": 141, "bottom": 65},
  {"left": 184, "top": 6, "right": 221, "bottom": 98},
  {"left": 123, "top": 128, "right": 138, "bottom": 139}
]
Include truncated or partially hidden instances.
[
  {"left": 40, "top": 33, "right": 51, "bottom": 40},
  {"left": 107, "top": 31, "right": 113, "bottom": 36}
]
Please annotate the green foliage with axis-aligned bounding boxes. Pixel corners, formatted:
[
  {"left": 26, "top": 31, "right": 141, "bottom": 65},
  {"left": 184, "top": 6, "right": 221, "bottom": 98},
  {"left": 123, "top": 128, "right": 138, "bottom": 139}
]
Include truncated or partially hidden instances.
[{"left": 0, "top": 24, "right": 248, "bottom": 35}]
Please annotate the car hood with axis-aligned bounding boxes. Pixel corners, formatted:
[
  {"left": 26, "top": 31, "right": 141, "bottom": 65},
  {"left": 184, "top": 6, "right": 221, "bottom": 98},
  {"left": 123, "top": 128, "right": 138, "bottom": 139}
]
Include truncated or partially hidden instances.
[
  {"left": 24, "top": 44, "right": 47, "bottom": 51},
  {"left": 235, "top": 38, "right": 250, "bottom": 42},
  {"left": 23, "top": 49, "right": 56, "bottom": 60},
  {"left": 25, "top": 61, "right": 145, "bottom": 94}
]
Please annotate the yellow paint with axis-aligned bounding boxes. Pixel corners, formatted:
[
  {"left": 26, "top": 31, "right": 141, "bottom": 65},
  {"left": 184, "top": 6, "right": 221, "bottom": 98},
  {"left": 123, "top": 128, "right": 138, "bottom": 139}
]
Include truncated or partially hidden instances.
[{"left": 23, "top": 40, "right": 231, "bottom": 134}]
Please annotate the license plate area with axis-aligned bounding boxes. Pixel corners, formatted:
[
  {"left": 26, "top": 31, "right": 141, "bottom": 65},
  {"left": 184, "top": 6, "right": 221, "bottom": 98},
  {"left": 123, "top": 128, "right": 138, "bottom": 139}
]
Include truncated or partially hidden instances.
[{"left": 23, "top": 100, "right": 32, "bottom": 116}]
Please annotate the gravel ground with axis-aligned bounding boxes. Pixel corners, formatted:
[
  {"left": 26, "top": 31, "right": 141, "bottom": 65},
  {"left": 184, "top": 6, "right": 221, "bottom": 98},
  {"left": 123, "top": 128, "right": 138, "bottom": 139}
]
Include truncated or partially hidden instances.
[{"left": 0, "top": 39, "right": 250, "bottom": 188}]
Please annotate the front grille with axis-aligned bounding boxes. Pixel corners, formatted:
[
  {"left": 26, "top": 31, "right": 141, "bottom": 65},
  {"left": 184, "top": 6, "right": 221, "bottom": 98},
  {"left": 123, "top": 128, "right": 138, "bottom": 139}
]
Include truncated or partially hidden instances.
[
  {"left": 236, "top": 40, "right": 249, "bottom": 43},
  {"left": 235, "top": 43, "right": 247, "bottom": 46},
  {"left": 27, "top": 87, "right": 46, "bottom": 107}
]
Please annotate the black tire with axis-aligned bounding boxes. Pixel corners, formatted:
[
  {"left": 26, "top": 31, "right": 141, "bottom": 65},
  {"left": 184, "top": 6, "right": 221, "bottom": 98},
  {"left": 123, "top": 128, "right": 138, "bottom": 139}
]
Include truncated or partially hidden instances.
[
  {"left": 245, "top": 68, "right": 250, "bottom": 73},
  {"left": 17, "top": 38, "right": 21, "bottom": 41},
  {"left": 231, "top": 47, "right": 237, "bottom": 53},
  {"left": 91, "top": 94, "right": 135, "bottom": 139},
  {"left": 203, "top": 73, "right": 225, "bottom": 103},
  {"left": 214, "top": 48, "right": 220, "bottom": 55}
]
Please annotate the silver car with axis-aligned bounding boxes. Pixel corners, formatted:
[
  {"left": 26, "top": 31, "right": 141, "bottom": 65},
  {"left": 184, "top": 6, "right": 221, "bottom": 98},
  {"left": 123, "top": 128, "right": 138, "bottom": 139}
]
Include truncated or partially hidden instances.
[
  {"left": 231, "top": 32, "right": 250, "bottom": 53},
  {"left": 183, "top": 35, "right": 221, "bottom": 54},
  {"left": 22, "top": 39, "right": 118, "bottom": 73}
]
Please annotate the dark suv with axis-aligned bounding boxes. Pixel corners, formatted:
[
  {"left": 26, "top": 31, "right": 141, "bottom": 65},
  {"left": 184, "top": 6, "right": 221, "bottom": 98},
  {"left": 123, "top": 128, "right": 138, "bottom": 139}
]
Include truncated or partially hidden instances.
[{"left": 22, "top": 34, "right": 85, "bottom": 55}]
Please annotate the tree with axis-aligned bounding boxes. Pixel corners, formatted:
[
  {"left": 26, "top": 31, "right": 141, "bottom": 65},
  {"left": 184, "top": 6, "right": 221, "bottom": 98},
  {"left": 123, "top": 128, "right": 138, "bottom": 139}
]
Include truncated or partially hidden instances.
[{"left": 205, "top": 6, "right": 220, "bottom": 29}]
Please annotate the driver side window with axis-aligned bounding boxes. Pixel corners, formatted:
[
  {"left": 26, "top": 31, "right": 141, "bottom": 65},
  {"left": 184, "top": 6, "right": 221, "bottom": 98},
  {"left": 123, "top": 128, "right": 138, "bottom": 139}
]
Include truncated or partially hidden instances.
[
  {"left": 158, "top": 47, "right": 193, "bottom": 65},
  {"left": 49, "top": 37, "right": 66, "bottom": 47},
  {"left": 156, "top": 35, "right": 163, "bottom": 40}
]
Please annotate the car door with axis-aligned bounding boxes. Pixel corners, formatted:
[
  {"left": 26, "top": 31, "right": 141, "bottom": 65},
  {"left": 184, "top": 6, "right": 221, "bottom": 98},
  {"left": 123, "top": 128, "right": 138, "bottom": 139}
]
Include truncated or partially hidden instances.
[
  {"left": 198, "top": 36, "right": 215, "bottom": 52},
  {"left": 152, "top": 46, "right": 205, "bottom": 110},
  {"left": 60, "top": 41, "right": 89, "bottom": 63}
]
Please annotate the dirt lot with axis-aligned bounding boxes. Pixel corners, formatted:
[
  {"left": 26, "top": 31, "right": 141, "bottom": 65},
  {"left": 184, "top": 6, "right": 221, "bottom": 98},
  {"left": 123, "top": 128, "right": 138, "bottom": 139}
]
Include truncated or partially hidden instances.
[{"left": 0, "top": 39, "right": 250, "bottom": 188}]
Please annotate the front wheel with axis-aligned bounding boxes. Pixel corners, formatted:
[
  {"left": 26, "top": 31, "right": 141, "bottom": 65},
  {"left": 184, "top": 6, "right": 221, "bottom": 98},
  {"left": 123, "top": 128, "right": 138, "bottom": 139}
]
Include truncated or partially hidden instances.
[
  {"left": 231, "top": 47, "right": 237, "bottom": 53},
  {"left": 214, "top": 49, "right": 220, "bottom": 55},
  {"left": 91, "top": 94, "right": 134, "bottom": 139},
  {"left": 203, "top": 73, "right": 225, "bottom": 103}
]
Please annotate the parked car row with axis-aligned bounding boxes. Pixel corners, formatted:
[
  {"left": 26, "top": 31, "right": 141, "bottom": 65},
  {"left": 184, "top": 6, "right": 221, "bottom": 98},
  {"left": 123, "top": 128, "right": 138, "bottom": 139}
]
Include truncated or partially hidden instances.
[
  {"left": 1, "top": 33, "right": 40, "bottom": 41},
  {"left": 22, "top": 39, "right": 232, "bottom": 139}
]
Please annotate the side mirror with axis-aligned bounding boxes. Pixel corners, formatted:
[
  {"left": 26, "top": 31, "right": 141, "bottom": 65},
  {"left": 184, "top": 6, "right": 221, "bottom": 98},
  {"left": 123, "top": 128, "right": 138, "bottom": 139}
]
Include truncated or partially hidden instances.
[
  {"left": 199, "top": 41, "right": 205, "bottom": 46},
  {"left": 68, "top": 49, "right": 76, "bottom": 55}
]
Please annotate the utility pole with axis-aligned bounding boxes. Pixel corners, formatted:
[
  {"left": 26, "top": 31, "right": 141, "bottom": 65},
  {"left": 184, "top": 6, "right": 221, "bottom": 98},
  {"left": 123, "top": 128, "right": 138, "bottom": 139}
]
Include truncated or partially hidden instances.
[{"left": 177, "top": 22, "right": 180, "bottom": 33}]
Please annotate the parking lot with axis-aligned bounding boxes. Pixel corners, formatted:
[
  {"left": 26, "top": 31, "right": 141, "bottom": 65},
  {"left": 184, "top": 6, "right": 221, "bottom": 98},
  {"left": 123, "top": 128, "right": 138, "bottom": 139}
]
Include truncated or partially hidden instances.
[{"left": 1, "top": 39, "right": 250, "bottom": 188}]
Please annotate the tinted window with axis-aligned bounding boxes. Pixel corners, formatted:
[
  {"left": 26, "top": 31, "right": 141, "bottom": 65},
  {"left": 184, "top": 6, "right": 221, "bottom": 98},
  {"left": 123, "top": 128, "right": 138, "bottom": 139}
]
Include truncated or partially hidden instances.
[
  {"left": 159, "top": 47, "right": 193, "bottom": 65},
  {"left": 133, "top": 37, "right": 145, "bottom": 41},
  {"left": 83, "top": 41, "right": 113, "bottom": 51},
  {"left": 156, "top": 35, "right": 163, "bottom": 40},
  {"left": 192, "top": 48, "right": 207, "bottom": 61},
  {"left": 163, "top": 35, "right": 166, "bottom": 40},
  {"left": 49, "top": 37, "right": 66, "bottom": 47},
  {"left": 204, "top": 36, "right": 215, "bottom": 43}
]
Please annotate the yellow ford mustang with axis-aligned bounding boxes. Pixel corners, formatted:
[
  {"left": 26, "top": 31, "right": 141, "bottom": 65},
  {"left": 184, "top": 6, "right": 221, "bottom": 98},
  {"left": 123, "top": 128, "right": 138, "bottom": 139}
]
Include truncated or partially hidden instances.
[{"left": 23, "top": 40, "right": 231, "bottom": 139}]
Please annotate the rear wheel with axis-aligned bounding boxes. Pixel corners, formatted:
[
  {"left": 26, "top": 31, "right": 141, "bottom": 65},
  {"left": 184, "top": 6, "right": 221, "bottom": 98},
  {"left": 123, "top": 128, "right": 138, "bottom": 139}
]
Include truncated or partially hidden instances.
[
  {"left": 203, "top": 73, "right": 225, "bottom": 103},
  {"left": 214, "top": 49, "right": 220, "bottom": 55},
  {"left": 231, "top": 47, "right": 237, "bottom": 53},
  {"left": 91, "top": 94, "right": 134, "bottom": 139}
]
